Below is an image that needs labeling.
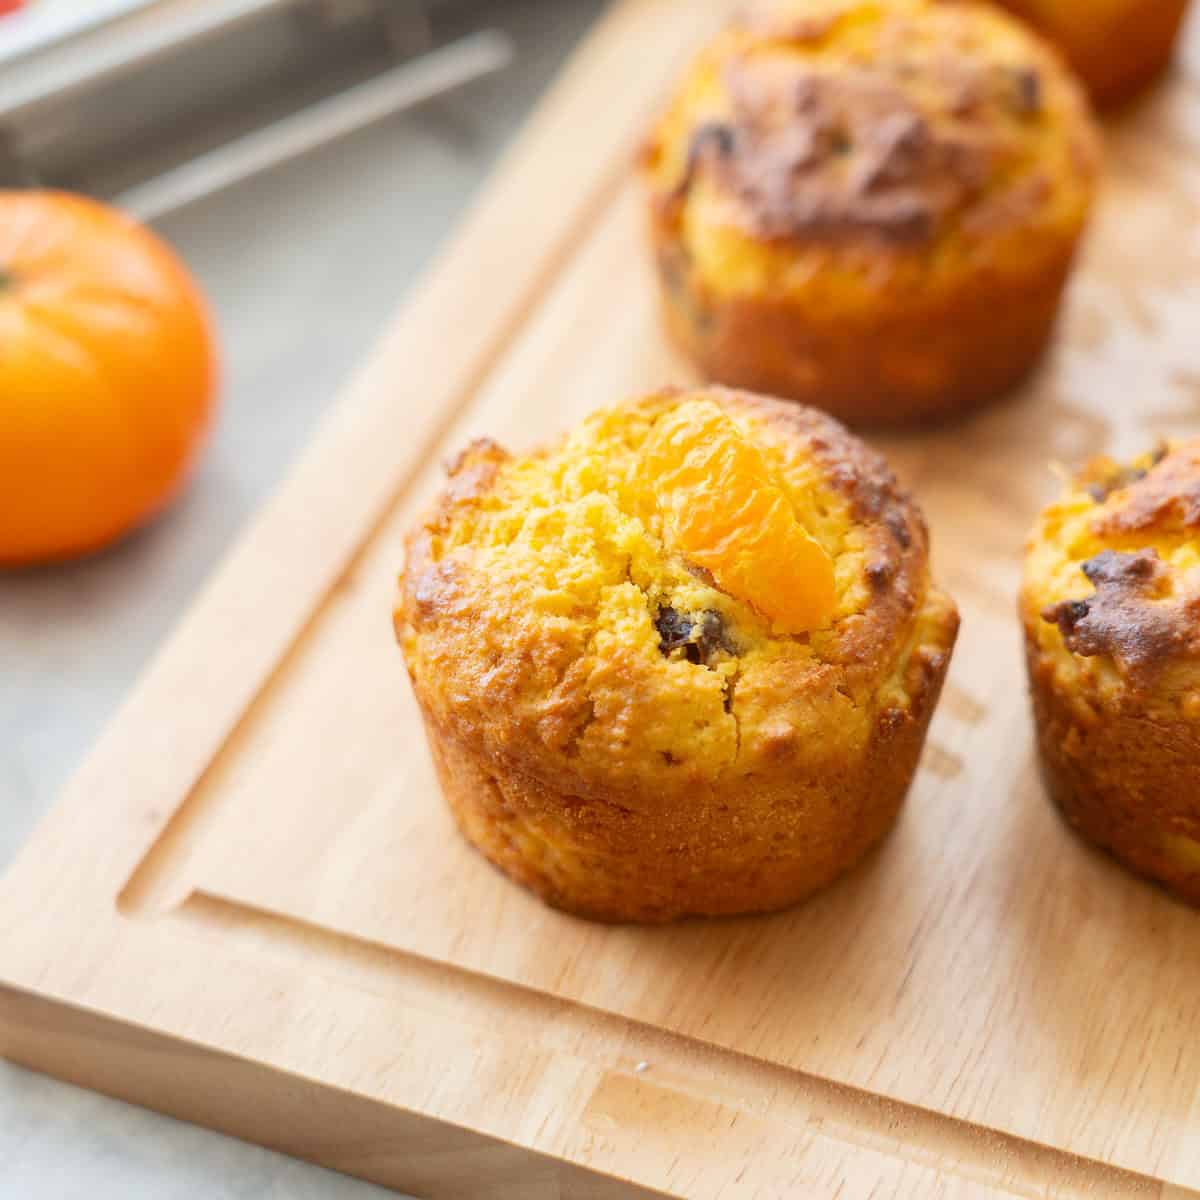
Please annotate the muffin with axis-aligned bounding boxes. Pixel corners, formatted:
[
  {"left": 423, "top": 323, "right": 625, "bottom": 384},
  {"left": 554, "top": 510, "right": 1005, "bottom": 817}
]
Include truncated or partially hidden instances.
[
  {"left": 994, "top": 0, "right": 1192, "bottom": 108},
  {"left": 396, "top": 387, "right": 959, "bottom": 922},
  {"left": 639, "top": 0, "right": 1101, "bottom": 428},
  {"left": 1022, "top": 441, "right": 1200, "bottom": 904}
]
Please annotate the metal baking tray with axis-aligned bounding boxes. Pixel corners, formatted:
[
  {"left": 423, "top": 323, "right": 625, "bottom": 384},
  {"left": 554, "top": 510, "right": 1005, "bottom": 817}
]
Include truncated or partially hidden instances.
[{"left": 0, "top": 0, "right": 513, "bottom": 218}]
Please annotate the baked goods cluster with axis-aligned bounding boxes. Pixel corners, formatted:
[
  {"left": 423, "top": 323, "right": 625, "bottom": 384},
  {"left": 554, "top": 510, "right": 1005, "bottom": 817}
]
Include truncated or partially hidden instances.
[{"left": 397, "top": 0, "right": 1198, "bottom": 921}]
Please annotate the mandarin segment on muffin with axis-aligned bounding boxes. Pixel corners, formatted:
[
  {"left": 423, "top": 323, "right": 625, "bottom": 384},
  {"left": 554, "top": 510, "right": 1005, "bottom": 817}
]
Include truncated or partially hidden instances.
[
  {"left": 994, "top": 0, "right": 1192, "bottom": 108},
  {"left": 639, "top": 0, "right": 1101, "bottom": 427},
  {"left": 396, "top": 388, "right": 959, "bottom": 922},
  {"left": 1022, "top": 441, "right": 1200, "bottom": 904},
  {"left": 642, "top": 396, "right": 838, "bottom": 632}
]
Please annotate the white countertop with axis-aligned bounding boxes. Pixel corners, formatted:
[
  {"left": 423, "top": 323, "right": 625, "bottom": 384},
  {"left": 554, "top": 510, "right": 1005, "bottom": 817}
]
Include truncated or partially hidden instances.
[{"left": 0, "top": 2, "right": 604, "bottom": 1192}]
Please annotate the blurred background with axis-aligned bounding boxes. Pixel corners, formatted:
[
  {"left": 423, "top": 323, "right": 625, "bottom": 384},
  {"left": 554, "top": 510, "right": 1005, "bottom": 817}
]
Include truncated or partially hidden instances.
[{"left": 0, "top": 1, "right": 604, "bottom": 1195}]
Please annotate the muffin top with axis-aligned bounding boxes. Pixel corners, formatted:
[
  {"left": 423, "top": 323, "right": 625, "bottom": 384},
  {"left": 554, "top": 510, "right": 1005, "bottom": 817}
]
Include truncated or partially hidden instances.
[
  {"left": 1024, "top": 442, "right": 1200, "bottom": 704},
  {"left": 640, "top": 0, "right": 1100, "bottom": 302},
  {"left": 398, "top": 389, "right": 957, "bottom": 800}
]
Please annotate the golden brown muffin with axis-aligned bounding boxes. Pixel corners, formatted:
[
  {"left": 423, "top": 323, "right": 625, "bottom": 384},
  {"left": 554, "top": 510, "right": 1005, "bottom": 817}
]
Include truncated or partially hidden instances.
[
  {"left": 994, "top": 0, "right": 1192, "bottom": 108},
  {"left": 396, "top": 387, "right": 959, "bottom": 922},
  {"left": 639, "top": 0, "right": 1101, "bottom": 428},
  {"left": 1022, "top": 441, "right": 1200, "bottom": 904}
]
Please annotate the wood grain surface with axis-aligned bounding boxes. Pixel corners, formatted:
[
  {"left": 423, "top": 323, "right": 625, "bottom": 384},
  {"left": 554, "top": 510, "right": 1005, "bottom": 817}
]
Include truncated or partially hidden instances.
[{"left": 4, "top": 1, "right": 1200, "bottom": 1196}]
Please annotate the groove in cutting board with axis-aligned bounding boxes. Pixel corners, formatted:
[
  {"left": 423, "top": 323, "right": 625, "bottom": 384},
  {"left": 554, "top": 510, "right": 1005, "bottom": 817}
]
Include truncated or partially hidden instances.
[{"left": 116, "top": 163, "right": 634, "bottom": 920}]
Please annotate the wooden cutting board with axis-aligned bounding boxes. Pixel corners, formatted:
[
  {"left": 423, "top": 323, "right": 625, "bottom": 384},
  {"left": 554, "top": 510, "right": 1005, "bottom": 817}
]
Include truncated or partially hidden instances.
[{"left": 4, "top": 1, "right": 1200, "bottom": 1196}]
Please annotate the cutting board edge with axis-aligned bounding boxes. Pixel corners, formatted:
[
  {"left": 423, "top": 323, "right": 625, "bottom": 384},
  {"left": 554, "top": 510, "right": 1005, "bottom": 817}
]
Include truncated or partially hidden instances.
[
  {"left": 0, "top": 979, "right": 670, "bottom": 1200},
  {"left": 0, "top": 887, "right": 1189, "bottom": 1200}
]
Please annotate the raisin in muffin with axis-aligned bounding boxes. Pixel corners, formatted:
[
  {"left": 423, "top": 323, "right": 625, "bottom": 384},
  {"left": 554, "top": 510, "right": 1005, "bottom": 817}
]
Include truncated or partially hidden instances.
[
  {"left": 639, "top": 0, "right": 1101, "bottom": 427},
  {"left": 995, "top": 0, "right": 1192, "bottom": 108},
  {"left": 396, "top": 388, "right": 959, "bottom": 922},
  {"left": 1022, "top": 442, "right": 1200, "bottom": 904}
]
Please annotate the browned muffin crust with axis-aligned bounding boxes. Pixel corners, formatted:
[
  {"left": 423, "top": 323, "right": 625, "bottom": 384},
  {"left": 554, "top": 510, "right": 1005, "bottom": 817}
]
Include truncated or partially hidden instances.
[
  {"left": 653, "top": 250, "right": 1075, "bottom": 426},
  {"left": 1026, "top": 661, "right": 1200, "bottom": 904},
  {"left": 404, "top": 393, "right": 938, "bottom": 795},
  {"left": 1041, "top": 550, "right": 1200, "bottom": 676},
  {"left": 1077, "top": 441, "right": 1168, "bottom": 503},
  {"left": 1093, "top": 447, "right": 1200, "bottom": 535},
  {"left": 1023, "top": 440, "right": 1200, "bottom": 904},
  {"left": 398, "top": 388, "right": 959, "bottom": 921},
  {"left": 640, "top": 0, "right": 1100, "bottom": 427},
  {"left": 664, "top": 43, "right": 1049, "bottom": 249}
]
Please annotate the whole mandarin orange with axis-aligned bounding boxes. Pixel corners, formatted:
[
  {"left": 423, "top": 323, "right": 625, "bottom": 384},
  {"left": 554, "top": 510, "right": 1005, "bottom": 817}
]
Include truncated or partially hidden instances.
[{"left": 0, "top": 190, "right": 217, "bottom": 566}]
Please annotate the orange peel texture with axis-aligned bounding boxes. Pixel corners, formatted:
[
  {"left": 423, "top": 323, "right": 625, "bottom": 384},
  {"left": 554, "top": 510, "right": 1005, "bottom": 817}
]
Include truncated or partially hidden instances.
[{"left": 643, "top": 398, "right": 837, "bottom": 634}]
